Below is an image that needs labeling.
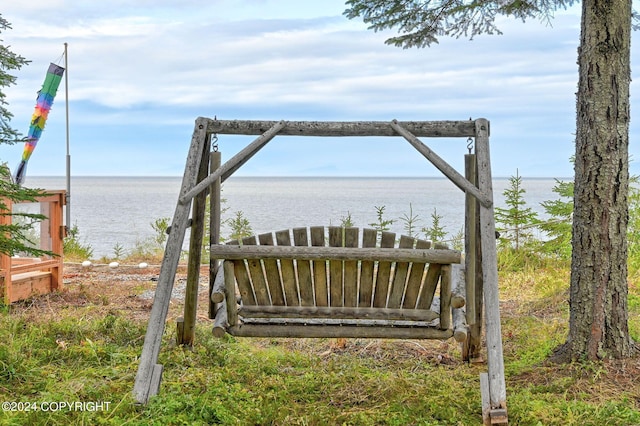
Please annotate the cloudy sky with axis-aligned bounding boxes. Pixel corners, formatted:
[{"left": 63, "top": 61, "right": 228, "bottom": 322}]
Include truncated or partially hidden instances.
[{"left": 1, "top": 1, "right": 638, "bottom": 179}]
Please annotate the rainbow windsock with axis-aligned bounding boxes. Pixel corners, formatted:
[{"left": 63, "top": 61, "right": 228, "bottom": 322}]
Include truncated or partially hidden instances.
[{"left": 13, "top": 63, "right": 65, "bottom": 185}]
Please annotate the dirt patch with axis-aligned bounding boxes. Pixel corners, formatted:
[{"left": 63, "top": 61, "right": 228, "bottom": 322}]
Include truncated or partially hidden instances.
[{"left": 8, "top": 263, "right": 212, "bottom": 323}]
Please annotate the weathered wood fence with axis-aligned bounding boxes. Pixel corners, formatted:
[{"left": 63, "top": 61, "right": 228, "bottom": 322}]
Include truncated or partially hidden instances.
[{"left": 132, "top": 118, "right": 508, "bottom": 425}]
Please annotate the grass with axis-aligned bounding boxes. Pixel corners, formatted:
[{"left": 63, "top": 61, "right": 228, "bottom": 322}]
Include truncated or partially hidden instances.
[{"left": 0, "top": 258, "right": 638, "bottom": 425}]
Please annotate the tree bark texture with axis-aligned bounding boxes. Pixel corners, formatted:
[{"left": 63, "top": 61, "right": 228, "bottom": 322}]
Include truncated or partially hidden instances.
[{"left": 569, "top": 0, "right": 633, "bottom": 360}]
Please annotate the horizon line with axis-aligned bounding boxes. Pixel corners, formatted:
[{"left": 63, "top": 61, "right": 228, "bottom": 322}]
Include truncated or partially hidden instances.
[{"left": 26, "top": 174, "right": 574, "bottom": 180}]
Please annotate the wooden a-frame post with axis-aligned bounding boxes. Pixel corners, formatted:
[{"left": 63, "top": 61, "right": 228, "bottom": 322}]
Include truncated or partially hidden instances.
[
  {"left": 475, "top": 119, "right": 508, "bottom": 424},
  {"left": 133, "top": 117, "right": 508, "bottom": 424},
  {"left": 133, "top": 119, "right": 284, "bottom": 403},
  {"left": 132, "top": 118, "right": 209, "bottom": 404}
]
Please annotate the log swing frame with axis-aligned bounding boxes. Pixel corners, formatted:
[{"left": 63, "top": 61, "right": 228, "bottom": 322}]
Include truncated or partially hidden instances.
[{"left": 133, "top": 117, "right": 508, "bottom": 425}]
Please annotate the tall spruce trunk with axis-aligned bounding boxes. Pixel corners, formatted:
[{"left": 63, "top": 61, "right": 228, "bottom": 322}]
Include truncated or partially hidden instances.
[{"left": 568, "top": 0, "right": 633, "bottom": 360}]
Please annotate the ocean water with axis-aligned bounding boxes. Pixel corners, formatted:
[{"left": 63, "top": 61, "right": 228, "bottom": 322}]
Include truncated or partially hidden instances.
[{"left": 21, "top": 176, "right": 566, "bottom": 258}]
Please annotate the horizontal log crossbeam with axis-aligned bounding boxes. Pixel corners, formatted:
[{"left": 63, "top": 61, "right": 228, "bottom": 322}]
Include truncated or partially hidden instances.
[
  {"left": 228, "top": 324, "right": 454, "bottom": 339},
  {"left": 210, "top": 244, "right": 461, "bottom": 264},
  {"left": 238, "top": 305, "right": 440, "bottom": 322},
  {"left": 204, "top": 118, "right": 479, "bottom": 137}
]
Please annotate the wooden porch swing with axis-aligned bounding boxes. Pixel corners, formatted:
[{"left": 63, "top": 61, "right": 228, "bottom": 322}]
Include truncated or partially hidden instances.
[{"left": 133, "top": 118, "right": 508, "bottom": 425}]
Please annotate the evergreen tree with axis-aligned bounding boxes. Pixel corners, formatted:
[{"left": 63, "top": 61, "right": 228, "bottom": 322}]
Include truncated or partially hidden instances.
[
  {"left": 422, "top": 207, "right": 447, "bottom": 243},
  {"left": 226, "top": 210, "right": 253, "bottom": 241},
  {"left": 494, "top": 170, "right": 538, "bottom": 251},
  {"left": 539, "top": 179, "right": 574, "bottom": 259},
  {"left": 368, "top": 205, "right": 394, "bottom": 233},
  {"left": 0, "top": 15, "right": 27, "bottom": 145},
  {"left": 400, "top": 203, "right": 420, "bottom": 237},
  {"left": 0, "top": 14, "right": 51, "bottom": 257}
]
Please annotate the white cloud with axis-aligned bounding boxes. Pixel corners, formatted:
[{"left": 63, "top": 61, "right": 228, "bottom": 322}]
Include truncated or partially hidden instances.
[{"left": 1, "top": 1, "right": 637, "bottom": 178}]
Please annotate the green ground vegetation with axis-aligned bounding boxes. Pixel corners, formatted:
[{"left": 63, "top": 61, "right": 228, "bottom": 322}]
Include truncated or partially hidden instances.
[
  {"left": 2, "top": 176, "right": 639, "bottom": 425},
  {"left": 0, "top": 253, "right": 638, "bottom": 425}
]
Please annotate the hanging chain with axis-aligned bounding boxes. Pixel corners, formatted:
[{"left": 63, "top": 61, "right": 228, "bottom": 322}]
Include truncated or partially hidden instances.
[
  {"left": 212, "top": 133, "right": 219, "bottom": 152},
  {"left": 211, "top": 115, "right": 219, "bottom": 151},
  {"left": 466, "top": 137, "right": 474, "bottom": 154}
]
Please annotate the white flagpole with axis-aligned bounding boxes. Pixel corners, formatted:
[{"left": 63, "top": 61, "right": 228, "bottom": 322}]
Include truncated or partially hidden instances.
[{"left": 64, "top": 42, "right": 71, "bottom": 231}]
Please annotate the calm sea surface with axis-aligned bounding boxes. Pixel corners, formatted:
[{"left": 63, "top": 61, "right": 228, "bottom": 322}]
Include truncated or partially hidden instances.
[{"left": 22, "top": 176, "right": 565, "bottom": 258}]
